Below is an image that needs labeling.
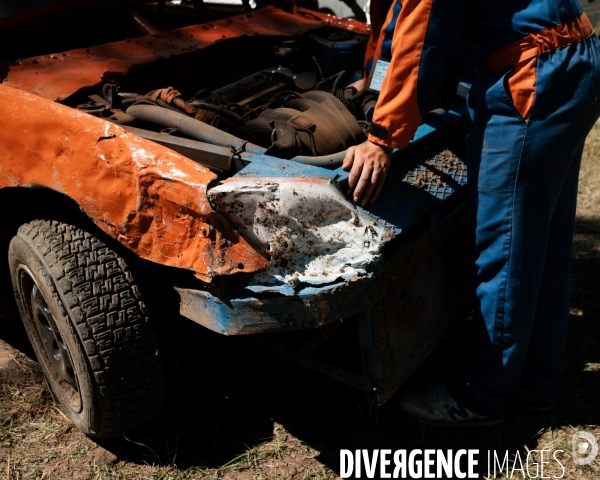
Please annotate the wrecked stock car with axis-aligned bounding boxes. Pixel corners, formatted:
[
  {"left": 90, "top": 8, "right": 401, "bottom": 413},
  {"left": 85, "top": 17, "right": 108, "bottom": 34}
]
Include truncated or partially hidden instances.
[{"left": 0, "top": 1, "right": 472, "bottom": 438}]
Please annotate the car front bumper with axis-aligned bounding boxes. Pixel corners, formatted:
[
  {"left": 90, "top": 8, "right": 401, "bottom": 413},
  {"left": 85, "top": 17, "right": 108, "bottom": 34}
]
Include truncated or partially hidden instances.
[{"left": 174, "top": 107, "right": 472, "bottom": 403}]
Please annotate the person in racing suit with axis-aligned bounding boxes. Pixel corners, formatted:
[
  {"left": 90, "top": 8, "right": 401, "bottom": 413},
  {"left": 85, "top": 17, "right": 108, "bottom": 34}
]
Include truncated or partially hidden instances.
[{"left": 343, "top": 0, "right": 600, "bottom": 424}]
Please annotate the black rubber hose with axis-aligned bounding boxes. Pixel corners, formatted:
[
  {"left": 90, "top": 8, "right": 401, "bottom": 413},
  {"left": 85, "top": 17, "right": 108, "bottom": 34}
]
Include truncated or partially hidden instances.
[
  {"left": 126, "top": 104, "right": 348, "bottom": 167},
  {"left": 346, "top": 87, "right": 369, "bottom": 104},
  {"left": 331, "top": 70, "right": 345, "bottom": 95}
]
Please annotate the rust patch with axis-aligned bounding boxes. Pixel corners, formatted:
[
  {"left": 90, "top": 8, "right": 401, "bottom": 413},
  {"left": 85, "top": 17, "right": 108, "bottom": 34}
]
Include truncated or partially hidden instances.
[
  {"left": 407, "top": 168, "right": 443, "bottom": 189},
  {"left": 427, "top": 149, "right": 465, "bottom": 175},
  {"left": 2, "top": 6, "right": 370, "bottom": 102},
  {"left": 0, "top": 84, "right": 268, "bottom": 281}
]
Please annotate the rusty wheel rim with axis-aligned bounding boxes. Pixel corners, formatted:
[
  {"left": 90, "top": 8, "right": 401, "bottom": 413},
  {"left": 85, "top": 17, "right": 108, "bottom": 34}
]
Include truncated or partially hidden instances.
[{"left": 18, "top": 266, "right": 82, "bottom": 413}]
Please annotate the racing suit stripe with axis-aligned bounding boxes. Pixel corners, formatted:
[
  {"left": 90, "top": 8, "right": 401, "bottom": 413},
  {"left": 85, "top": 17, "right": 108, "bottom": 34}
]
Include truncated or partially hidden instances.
[
  {"left": 368, "top": 0, "right": 464, "bottom": 149},
  {"left": 364, "top": 0, "right": 390, "bottom": 75},
  {"left": 487, "top": 14, "right": 594, "bottom": 122},
  {"left": 505, "top": 57, "right": 537, "bottom": 122},
  {"left": 365, "top": 0, "right": 401, "bottom": 75},
  {"left": 484, "top": 13, "right": 595, "bottom": 73}
]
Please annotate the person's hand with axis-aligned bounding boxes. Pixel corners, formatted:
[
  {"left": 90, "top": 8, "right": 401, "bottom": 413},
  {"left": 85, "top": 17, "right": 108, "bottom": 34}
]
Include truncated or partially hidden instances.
[
  {"left": 342, "top": 140, "right": 393, "bottom": 206},
  {"left": 348, "top": 77, "right": 367, "bottom": 91}
]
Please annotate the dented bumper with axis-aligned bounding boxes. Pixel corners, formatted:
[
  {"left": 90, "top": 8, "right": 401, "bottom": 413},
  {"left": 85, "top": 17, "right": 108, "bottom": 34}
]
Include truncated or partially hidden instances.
[
  {"left": 177, "top": 155, "right": 398, "bottom": 335},
  {"left": 173, "top": 108, "right": 472, "bottom": 404},
  {"left": 175, "top": 108, "right": 471, "bottom": 336}
]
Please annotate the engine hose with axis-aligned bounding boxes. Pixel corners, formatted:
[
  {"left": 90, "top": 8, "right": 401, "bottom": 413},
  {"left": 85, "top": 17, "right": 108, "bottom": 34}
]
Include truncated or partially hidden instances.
[
  {"left": 289, "top": 150, "right": 347, "bottom": 166},
  {"left": 331, "top": 70, "right": 345, "bottom": 95},
  {"left": 126, "top": 104, "right": 347, "bottom": 167},
  {"left": 127, "top": 104, "right": 252, "bottom": 150},
  {"left": 188, "top": 101, "right": 245, "bottom": 125}
]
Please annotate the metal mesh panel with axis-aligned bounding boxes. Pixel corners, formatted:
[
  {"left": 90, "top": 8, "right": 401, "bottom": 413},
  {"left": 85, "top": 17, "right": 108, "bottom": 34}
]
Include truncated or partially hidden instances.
[{"left": 403, "top": 149, "right": 467, "bottom": 200}]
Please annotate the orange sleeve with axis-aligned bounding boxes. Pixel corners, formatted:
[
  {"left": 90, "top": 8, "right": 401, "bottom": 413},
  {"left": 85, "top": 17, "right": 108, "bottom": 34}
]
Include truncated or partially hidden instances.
[{"left": 368, "top": 0, "right": 464, "bottom": 149}]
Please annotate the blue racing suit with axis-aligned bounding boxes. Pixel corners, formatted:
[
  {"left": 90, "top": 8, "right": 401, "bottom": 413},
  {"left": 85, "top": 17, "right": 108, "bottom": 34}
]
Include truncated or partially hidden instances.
[{"left": 367, "top": 0, "right": 600, "bottom": 414}]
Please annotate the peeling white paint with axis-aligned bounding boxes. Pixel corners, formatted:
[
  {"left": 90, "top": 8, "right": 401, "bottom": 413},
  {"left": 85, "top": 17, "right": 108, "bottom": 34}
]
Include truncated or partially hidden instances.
[
  {"left": 209, "top": 177, "right": 395, "bottom": 294},
  {"left": 130, "top": 146, "right": 156, "bottom": 167},
  {"left": 166, "top": 167, "right": 189, "bottom": 179},
  {"left": 103, "top": 123, "right": 114, "bottom": 138}
]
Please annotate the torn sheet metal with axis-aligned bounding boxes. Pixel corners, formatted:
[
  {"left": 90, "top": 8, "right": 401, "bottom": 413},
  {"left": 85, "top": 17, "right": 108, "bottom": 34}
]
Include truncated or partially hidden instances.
[
  {"left": 175, "top": 138, "right": 470, "bottom": 335},
  {"left": 0, "top": 84, "right": 267, "bottom": 281},
  {"left": 2, "top": 6, "right": 370, "bottom": 102},
  {"left": 209, "top": 160, "right": 396, "bottom": 295},
  {"left": 176, "top": 114, "right": 470, "bottom": 335},
  {"left": 176, "top": 274, "right": 372, "bottom": 334}
]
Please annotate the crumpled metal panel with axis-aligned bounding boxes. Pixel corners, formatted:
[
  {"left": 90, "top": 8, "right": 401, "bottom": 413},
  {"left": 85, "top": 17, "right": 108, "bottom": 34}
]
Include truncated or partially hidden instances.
[
  {"left": 209, "top": 156, "right": 396, "bottom": 295},
  {"left": 0, "top": 84, "right": 268, "bottom": 281},
  {"left": 175, "top": 113, "right": 470, "bottom": 338},
  {"left": 2, "top": 6, "right": 371, "bottom": 102}
]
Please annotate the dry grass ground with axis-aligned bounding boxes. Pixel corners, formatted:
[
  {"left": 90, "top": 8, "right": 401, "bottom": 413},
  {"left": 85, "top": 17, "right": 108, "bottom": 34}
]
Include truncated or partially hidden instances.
[{"left": 1, "top": 124, "right": 600, "bottom": 479}]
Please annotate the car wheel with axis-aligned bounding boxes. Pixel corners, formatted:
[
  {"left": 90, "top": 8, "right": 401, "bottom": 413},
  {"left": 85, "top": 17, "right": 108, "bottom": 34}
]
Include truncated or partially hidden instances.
[{"left": 8, "top": 219, "right": 165, "bottom": 439}]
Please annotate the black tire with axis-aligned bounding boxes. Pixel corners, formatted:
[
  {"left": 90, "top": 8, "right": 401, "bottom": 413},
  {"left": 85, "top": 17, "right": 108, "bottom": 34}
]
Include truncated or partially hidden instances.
[{"left": 8, "top": 219, "right": 165, "bottom": 439}]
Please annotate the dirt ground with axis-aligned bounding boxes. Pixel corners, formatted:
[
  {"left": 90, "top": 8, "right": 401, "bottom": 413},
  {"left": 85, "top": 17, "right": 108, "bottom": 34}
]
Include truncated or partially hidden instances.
[{"left": 1, "top": 123, "right": 600, "bottom": 479}]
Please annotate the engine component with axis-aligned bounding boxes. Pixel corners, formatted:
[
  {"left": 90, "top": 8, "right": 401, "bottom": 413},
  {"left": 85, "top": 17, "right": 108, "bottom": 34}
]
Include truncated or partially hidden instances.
[
  {"left": 209, "top": 69, "right": 289, "bottom": 107},
  {"left": 144, "top": 86, "right": 219, "bottom": 125},
  {"left": 126, "top": 104, "right": 349, "bottom": 167},
  {"left": 126, "top": 104, "right": 256, "bottom": 153},
  {"left": 122, "top": 54, "right": 369, "bottom": 168},
  {"left": 127, "top": 67, "right": 365, "bottom": 162},
  {"left": 271, "top": 39, "right": 300, "bottom": 63},
  {"left": 142, "top": 86, "right": 259, "bottom": 143},
  {"left": 248, "top": 90, "right": 365, "bottom": 157},
  {"left": 266, "top": 67, "right": 317, "bottom": 91},
  {"left": 306, "top": 29, "right": 368, "bottom": 79}
]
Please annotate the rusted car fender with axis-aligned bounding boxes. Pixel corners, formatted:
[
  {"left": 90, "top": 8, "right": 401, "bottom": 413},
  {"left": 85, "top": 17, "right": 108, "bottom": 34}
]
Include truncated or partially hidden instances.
[{"left": 0, "top": 84, "right": 268, "bottom": 282}]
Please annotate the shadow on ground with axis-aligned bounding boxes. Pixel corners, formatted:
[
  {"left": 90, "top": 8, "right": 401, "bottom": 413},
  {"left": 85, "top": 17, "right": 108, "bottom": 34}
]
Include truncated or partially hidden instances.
[{"left": 1, "top": 216, "right": 599, "bottom": 478}]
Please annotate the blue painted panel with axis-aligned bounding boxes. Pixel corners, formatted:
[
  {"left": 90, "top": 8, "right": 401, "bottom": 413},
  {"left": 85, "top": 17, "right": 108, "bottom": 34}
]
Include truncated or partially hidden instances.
[
  {"left": 178, "top": 106, "right": 470, "bottom": 333},
  {"left": 235, "top": 154, "right": 338, "bottom": 180}
]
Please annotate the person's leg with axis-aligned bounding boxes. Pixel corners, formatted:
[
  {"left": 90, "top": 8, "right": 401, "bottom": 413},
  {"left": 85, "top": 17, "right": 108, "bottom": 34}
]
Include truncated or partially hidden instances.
[
  {"left": 516, "top": 143, "right": 584, "bottom": 408},
  {"left": 458, "top": 68, "right": 549, "bottom": 417},
  {"left": 401, "top": 69, "right": 536, "bottom": 423},
  {"left": 460, "top": 37, "right": 600, "bottom": 417},
  {"left": 512, "top": 36, "right": 600, "bottom": 408},
  {"left": 402, "top": 36, "right": 600, "bottom": 424}
]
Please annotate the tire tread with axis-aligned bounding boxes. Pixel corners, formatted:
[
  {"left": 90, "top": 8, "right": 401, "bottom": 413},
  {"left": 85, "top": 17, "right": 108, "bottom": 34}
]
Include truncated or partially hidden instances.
[{"left": 16, "top": 219, "right": 164, "bottom": 438}]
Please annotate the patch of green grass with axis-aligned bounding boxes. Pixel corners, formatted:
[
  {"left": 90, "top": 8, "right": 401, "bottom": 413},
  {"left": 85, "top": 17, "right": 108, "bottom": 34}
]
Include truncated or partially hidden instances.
[
  {"left": 302, "top": 466, "right": 330, "bottom": 480},
  {"left": 218, "top": 445, "right": 260, "bottom": 472},
  {"left": 72, "top": 444, "right": 93, "bottom": 458}
]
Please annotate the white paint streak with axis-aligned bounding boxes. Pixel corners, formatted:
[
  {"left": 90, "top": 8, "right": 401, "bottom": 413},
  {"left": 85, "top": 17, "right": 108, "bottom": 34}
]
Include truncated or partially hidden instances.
[
  {"left": 166, "top": 167, "right": 189, "bottom": 179},
  {"left": 130, "top": 147, "right": 156, "bottom": 167},
  {"left": 210, "top": 177, "right": 395, "bottom": 293}
]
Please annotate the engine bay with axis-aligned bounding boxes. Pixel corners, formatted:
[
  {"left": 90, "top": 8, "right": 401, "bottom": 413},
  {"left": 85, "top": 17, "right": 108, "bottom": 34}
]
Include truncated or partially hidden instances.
[
  {"left": 65, "top": 19, "right": 467, "bottom": 178},
  {"left": 73, "top": 27, "right": 379, "bottom": 173}
]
